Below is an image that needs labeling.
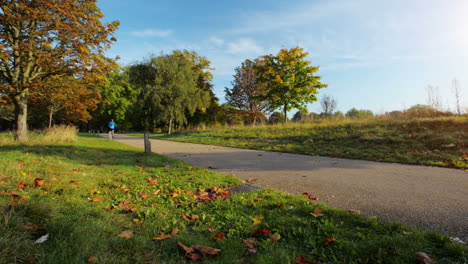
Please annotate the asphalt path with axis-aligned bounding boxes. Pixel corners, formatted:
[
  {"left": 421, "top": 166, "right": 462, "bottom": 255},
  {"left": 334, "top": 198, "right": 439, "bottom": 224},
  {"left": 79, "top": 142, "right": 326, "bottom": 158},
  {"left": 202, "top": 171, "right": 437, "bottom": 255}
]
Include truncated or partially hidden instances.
[{"left": 102, "top": 134, "right": 468, "bottom": 241}]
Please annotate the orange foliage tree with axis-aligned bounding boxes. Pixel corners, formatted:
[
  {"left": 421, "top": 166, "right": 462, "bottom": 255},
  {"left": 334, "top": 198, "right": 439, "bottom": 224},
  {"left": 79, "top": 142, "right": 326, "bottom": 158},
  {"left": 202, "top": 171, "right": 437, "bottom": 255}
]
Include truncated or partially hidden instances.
[
  {"left": 29, "top": 75, "right": 100, "bottom": 128},
  {"left": 0, "top": 0, "right": 119, "bottom": 140}
]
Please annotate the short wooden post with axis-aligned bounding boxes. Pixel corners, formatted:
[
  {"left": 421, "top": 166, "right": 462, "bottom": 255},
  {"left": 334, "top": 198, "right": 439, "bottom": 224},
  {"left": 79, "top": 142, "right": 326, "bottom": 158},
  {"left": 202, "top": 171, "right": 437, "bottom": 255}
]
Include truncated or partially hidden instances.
[
  {"left": 108, "top": 131, "right": 112, "bottom": 140},
  {"left": 144, "top": 132, "right": 151, "bottom": 153}
]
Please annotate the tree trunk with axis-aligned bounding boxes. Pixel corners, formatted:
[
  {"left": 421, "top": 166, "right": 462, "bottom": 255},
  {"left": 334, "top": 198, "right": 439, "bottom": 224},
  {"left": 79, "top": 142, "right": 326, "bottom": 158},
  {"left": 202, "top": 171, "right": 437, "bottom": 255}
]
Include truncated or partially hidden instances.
[
  {"left": 48, "top": 108, "right": 53, "bottom": 129},
  {"left": 168, "top": 117, "right": 173, "bottom": 135},
  {"left": 283, "top": 106, "right": 287, "bottom": 124},
  {"left": 14, "top": 93, "right": 28, "bottom": 141}
]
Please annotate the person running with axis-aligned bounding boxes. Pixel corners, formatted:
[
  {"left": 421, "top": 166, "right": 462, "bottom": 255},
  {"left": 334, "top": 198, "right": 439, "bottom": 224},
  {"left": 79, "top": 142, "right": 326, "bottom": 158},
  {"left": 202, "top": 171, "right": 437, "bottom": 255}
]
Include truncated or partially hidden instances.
[{"left": 108, "top": 119, "right": 117, "bottom": 138}]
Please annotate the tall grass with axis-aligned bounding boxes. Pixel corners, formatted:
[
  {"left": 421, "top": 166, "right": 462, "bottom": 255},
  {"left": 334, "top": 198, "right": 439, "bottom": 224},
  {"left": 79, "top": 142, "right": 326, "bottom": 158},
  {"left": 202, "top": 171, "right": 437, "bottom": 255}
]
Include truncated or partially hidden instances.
[{"left": 0, "top": 125, "right": 78, "bottom": 145}]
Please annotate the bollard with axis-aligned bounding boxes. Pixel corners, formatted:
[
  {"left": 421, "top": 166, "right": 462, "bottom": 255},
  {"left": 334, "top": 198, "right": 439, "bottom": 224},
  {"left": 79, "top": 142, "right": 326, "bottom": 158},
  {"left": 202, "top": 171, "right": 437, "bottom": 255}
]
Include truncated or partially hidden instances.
[
  {"left": 108, "top": 131, "right": 112, "bottom": 140},
  {"left": 144, "top": 132, "right": 151, "bottom": 153}
]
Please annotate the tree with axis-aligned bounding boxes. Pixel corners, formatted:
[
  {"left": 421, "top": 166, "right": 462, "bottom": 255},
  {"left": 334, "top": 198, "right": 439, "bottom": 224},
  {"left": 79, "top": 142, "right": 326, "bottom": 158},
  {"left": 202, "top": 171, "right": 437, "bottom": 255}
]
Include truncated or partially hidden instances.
[
  {"left": 225, "top": 59, "right": 270, "bottom": 125},
  {"left": 451, "top": 79, "right": 462, "bottom": 116},
  {"left": 255, "top": 46, "right": 327, "bottom": 123},
  {"left": 91, "top": 67, "right": 137, "bottom": 130},
  {"left": 345, "top": 108, "right": 374, "bottom": 119},
  {"left": 0, "top": 0, "right": 119, "bottom": 140},
  {"left": 320, "top": 94, "right": 337, "bottom": 116},
  {"left": 268, "top": 111, "right": 286, "bottom": 124},
  {"left": 425, "top": 85, "right": 442, "bottom": 111},
  {"left": 134, "top": 53, "right": 210, "bottom": 134},
  {"left": 292, "top": 109, "right": 309, "bottom": 122}
]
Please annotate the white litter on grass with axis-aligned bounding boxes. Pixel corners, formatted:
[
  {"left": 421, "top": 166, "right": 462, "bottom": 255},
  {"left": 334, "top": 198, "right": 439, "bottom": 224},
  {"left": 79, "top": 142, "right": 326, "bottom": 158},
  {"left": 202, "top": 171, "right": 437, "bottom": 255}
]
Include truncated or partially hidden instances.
[
  {"left": 34, "top": 233, "right": 49, "bottom": 244},
  {"left": 450, "top": 237, "right": 466, "bottom": 244},
  {"left": 287, "top": 206, "right": 294, "bottom": 210}
]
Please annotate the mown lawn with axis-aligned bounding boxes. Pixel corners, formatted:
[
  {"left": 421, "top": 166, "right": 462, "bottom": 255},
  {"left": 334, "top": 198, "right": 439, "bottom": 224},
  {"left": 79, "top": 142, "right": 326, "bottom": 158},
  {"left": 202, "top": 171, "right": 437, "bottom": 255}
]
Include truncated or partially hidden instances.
[
  {"left": 0, "top": 133, "right": 466, "bottom": 263},
  {"left": 148, "top": 117, "right": 468, "bottom": 169}
]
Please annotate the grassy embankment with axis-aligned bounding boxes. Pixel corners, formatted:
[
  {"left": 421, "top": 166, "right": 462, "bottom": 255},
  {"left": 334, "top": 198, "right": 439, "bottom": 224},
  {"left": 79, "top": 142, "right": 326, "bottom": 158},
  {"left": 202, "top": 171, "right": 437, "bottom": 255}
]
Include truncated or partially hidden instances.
[
  {"left": 149, "top": 117, "right": 468, "bottom": 169},
  {"left": 1, "top": 127, "right": 466, "bottom": 263}
]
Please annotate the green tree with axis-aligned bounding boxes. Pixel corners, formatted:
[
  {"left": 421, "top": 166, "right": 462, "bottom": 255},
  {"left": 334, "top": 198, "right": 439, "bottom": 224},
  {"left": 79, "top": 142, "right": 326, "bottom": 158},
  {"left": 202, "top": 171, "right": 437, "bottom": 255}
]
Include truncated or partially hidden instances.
[
  {"left": 225, "top": 59, "right": 270, "bottom": 125},
  {"left": 135, "top": 53, "right": 210, "bottom": 134},
  {"left": 92, "top": 66, "right": 137, "bottom": 130},
  {"left": 0, "top": 0, "right": 119, "bottom": 140},
  {"left": 292, "top": 109, "right": 309, "bottom": 122},
  {"left": 345, "top": 108, "right": 374, "bottom": 119},
  {"left": 256, "top": 46, "right": 327, "bottom": 123},
  {"left": 268, "top": 111, "right": 286, "bottom": 124}
]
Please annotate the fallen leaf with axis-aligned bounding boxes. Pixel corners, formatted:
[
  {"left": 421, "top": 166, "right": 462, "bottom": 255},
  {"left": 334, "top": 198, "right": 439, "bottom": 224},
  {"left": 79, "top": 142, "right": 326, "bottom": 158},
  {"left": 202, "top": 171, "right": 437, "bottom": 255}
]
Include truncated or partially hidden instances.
[
  {"left": 4, "top": 192, "right": 22, "bottom": 198},
  {"left": 243, "top": 238, "right": 258, "bottom": 249},
  {"left": 311, "top": 209, "right": 324, "bottom": 218},
  {"left": 252, "top": 216, "right": 264, "bottom": 225},
  {"left": 215, "top": 232, "right": 225, "bottom": 241},
  {"left": 246, "top": 178, "right": 257, "bottom": 183},
  {"left": 416, "top": 252, "right": 437, "bottom": 264},
  {"left": 87, "top": 256, "right": 96, "bottom": 263},
  {"left": 18, "top": 161, "right": 26, "bottom": 168},
  {"left": 270, "top": 233, "right": 281, "bottom": 242},
  {"left": 118, "top": 230, "right": 134, "bottom": 239},
  {"left": 34, "top": 233, "right": 49, "bottom": 244},
  {"left": 294, "top": 256, "right": 314, "bottom": 264},
  {"left": 16, "top": 181, "right": 27, "bottom": 190},
  {"left": 88, "top": 197, "right": 103, "bottom": 203},
  {"left": 302, "top": 192, "right": 318, "bottom": 202},
  {"left": 90, "top": 190, "right": 99, "bottom": 194},
  {"left": 147, "top": 177, "right": 158, "bottom": 185},
  {"left": 123, "top": 188, "right": 131, "bottom": 193},
  {"left": 118, "top": 201, "right": 132, "bottom": 208},
  {"left": 34, "top": 178, "right": 44, "bottom": 188},
  {"left": 324, "top": 237, "right": 337, "bottom": 247},
  {"left": 153, "top": 189, "right": 162, "bottom": 195},
  {"left": 171, "top": 228, "right": 180, "bottom": 236},
  {"left": 70, "top": 180, "right": 80, "bottom": 185},
  {"left": 178, "top": 242, "right": 220, "bottom": 261},
  {"left": 139, "top": 192, "right": 148, "bottom": 199},
  {"left": 24, "top": 224, "right": 47, "bottom": 232},
  {"left": 254, "top": 228, "right": 271, "bottom": 235},
  {"left": 183, "top": 214, "right": 200, "bottom": 222},
  {"left": 347, "top": 209, "right": 361, "bottom": 215},
  {"left": 0, "top": 177, "right": 11, "bottom": 182},
  {"left": 152, "top": 232, "right": 172, "bottom": 241},
  {"left": 72, "top": 168, "right": 81, "bottom": 172}
]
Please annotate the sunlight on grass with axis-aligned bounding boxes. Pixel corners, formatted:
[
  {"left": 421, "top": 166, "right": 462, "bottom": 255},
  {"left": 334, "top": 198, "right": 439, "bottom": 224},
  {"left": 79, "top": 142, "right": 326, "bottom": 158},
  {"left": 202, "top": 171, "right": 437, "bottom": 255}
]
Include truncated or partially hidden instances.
[{"left": 0, "top": 133, "right": 465, "bottom": 263}]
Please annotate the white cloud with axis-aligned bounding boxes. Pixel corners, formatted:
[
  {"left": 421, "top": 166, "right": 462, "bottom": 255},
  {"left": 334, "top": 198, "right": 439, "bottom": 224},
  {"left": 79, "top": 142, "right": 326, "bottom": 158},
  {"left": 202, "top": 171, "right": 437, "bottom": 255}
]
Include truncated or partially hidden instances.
[
  {"left": 226, "top": 38, "right": 263, "bottom": 55},
  {"left": 209, "top": 36, "right": 225, "bottom": 46},
  {"left": 131, "top": 29, "right": 172, "bottom": 38}
]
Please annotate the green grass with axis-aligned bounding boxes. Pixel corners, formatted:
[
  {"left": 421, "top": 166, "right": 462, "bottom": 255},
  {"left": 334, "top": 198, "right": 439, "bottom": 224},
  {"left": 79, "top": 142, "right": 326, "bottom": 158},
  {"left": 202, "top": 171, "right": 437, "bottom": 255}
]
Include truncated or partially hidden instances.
[
  {"left": 144, "top": 117, "right": 468, "bottom": 169},
  {"left": 0, "top": 133, "right": 466, "bottom": 263}
]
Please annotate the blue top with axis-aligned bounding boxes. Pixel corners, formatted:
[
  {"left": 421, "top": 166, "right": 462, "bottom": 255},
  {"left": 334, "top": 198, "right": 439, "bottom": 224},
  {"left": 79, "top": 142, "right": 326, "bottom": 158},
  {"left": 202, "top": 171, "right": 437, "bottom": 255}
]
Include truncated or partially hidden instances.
[{"left": 108, "top": 121, "right": 116, "bottom": 129}]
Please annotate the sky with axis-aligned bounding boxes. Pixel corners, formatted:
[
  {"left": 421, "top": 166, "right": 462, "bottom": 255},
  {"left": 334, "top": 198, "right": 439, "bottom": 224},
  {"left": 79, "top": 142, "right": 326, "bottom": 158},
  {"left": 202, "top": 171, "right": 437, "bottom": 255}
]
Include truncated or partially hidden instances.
[{"left": 97, "top": 0, "right": 468, "bottom": 115}]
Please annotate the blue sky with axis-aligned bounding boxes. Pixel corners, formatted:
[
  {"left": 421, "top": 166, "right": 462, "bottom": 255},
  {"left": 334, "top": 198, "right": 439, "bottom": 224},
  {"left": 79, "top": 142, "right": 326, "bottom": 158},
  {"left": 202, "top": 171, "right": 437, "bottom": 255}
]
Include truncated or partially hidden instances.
[{"left": 97, "top": 0, "right": 468, "bottom": 115}]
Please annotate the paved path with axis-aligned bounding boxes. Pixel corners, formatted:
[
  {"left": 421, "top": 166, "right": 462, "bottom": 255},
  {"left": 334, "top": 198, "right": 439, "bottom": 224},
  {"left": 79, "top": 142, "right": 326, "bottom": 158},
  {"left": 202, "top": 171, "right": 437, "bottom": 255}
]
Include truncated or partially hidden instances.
[{"left": 104, "top": 134, "right": 468, "bottom": 241}]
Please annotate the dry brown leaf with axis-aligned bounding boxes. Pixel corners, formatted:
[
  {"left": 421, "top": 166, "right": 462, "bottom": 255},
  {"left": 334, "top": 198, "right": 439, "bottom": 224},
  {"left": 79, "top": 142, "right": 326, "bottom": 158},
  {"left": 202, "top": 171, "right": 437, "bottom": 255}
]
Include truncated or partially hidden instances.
[
  {"left": 147, "top": 177, "right": 159, "bottom": 185},
  {"left": 416, "top": 252, "right": 437, "bottom": 264},
  {"left": 88, "top": 197, "right": 103, "bottom": 203},
  {"left": 70, "top": 180, "right": 80, "bottom": 185},
  {"left": 152, "top": 232, "right": 172, "bottom": 241},
  {"left": 87, "top": 256, "right": 96, "bottom": 263},
  {"left": 171, "top": 228, "right": 180, "bottom": 236},
  {"left": 34, "top": 178, "right": 44, "bottom": 188},
  {"left": 311, "top": 209, "right": 324, "bottom": 218},
  {"left": 246, "top": 178, "right": 257, "bottom": 183},
  {"left": 294, "top": 256, "right": 315, "bottom": 264},
  {"left": 178, "top": 242, "right": 221, "bottom": 261},
  {"left": 138, "top": 192, "right": 148, "bottom": 199},
  {"left": 16, "top": 181, "right": 27, "bottom": 190},
  {"left": 215, "top": 232, "right": 225, "bottom": 241},
  {"left": 0, "top": 177, "right": 11, "bottom": 182},
  {"left": 118, "top": 230, "right": 134, "bottom": 239}
]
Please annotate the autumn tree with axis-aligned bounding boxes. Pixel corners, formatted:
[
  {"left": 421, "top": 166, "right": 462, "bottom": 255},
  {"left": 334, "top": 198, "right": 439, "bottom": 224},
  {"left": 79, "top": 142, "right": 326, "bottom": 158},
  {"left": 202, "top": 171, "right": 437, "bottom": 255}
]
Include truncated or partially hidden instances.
[
  {"left": 225, "top": 59, "right": 270, "bottom": 125},
  {"left": 255, "top": 46, "right": 327, "bottom": 123},
  {"left": 0, "top": 0, "right": 119, "bottom": 140}
]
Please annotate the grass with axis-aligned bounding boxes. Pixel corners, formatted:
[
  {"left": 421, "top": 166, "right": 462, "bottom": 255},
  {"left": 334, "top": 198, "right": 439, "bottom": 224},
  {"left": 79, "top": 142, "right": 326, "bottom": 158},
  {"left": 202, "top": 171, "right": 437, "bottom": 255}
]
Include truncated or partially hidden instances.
[
  {"left": 0, "top": 133, "right": 466, "bottom": 263},
  {"left": 143, "top": 117, "right": 468, "bottom": 169}
]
